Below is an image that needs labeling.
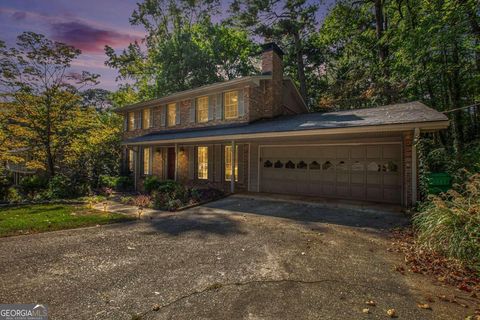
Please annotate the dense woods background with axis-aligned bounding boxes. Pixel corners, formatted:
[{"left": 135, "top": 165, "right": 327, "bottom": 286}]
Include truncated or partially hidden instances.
[{"left": 1, "top": 0, "right": 479, "bottom": 198}]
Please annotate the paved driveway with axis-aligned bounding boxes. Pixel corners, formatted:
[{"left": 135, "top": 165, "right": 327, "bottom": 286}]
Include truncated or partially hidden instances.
[{"left": 0, "top": 196, "right": 472, "bottom": 319}]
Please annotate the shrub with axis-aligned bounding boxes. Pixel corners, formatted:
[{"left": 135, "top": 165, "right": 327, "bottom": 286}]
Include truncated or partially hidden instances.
[
  {"left": 0, "top": 171, "right": 12, "bottom": 203},
  {"left": 7, "top": 187, "right": 23, "bottom": 203},
  {"left": 143, "top": 176, "right": 163, "bottom": 194},
  {"left": 413, "top": 173, "right": 480, "bottom": 271},
  {"left": 19, "top": 175, "right": 48, "bottom": 198},
  {"left": 98, "top": 175, "right": 133, "bottom": 191},
  {"left": 115, "top": 176, "right": 133, "bottom": 191},
  {"left": 120, "top": 196, "right": 134, "bottom": 205},
  {"left": 99, "top": 187, "right": 114, "bottom": 197},
  {"left": 132, "top": 194, "right": 152, "bottom": 208},
  {"left": 151, "top": 183, "right": 224, "bottom": 211},
  {"left": 144, "top": 177, "right": 180, "bottom": 195},
  {"left": 47, "top": 175, "right": 83, "bottom": 199},
  {"left": 98, "top": 175, "right": 117, "bottom": 189}
]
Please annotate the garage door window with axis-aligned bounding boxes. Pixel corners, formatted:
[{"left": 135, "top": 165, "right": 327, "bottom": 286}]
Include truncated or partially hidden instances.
[
  {"left": 285, "top": 161, "right": 295, "bottom": 169},
  {"left": 322, "top": 161, "right": 333, "bottom": 170},
  {"left": 264, "top": 160, "right": 273, "bottom": 168},
  {"left": 309, "top": 161, "right": 320, "bottom": 170},
  {"left": 337, "top": 161, "right": 348, "bottom": 171},
  {"left": 297, "top": 161, "right": 307, "bottom": 169},
  {"left": 367, "top": 162, "right": 379, "bottom": 171},
  {"left": 274, "top": 160, "right": 283, "bottom": 168},
  {"left": 351, "top": 161, "right": 364, "bottom": 171}
]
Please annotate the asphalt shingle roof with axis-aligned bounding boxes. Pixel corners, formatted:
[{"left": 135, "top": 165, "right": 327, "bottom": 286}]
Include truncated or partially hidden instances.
[{"left": 126, "top": 101, "right": 448, "bottom": 144}]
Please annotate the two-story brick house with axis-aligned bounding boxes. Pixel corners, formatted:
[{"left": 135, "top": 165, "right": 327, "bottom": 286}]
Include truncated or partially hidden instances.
[{"left": 116, "top": 43, "right": 449, "bottom": 207}]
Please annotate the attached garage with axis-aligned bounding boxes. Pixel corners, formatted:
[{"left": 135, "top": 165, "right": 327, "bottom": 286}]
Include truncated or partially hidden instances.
[{"left": 259, "top": 144, "right": 402, "bottom": 204}]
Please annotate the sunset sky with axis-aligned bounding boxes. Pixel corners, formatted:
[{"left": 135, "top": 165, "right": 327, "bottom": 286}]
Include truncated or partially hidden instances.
[{"left": 0, "top": 0, "right": 334, "bottom": 91}]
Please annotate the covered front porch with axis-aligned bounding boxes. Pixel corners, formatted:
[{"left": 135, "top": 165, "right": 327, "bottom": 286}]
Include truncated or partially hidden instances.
[{"left": 124, "top": 140, "right": 249, "bottom": 194}]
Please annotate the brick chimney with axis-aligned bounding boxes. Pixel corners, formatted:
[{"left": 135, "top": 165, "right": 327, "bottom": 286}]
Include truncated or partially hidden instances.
[{"left": 261, "top": 42, "right": 284, "bottom": 117}]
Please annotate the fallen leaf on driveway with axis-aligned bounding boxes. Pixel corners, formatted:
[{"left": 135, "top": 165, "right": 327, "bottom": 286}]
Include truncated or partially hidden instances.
[
  {"left": 362, "top": 308, "right": 370, "bottom": 314},
  {"left": 417, "top": 303, "right": 432, "bottom": 310},
  {"left": 387, "top": 308, "right": 397, "bottom": 317},
  {"left": 366, "top": 300, "right": 376, "bottom": 306}
]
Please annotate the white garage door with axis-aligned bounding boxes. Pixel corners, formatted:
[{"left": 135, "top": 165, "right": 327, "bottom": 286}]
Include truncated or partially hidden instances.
[{"left": 259, "top": 144, "right": 402, "bottom": 204}]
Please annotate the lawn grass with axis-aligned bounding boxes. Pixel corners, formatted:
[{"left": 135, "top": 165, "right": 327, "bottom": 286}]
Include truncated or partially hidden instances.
[{"left": 0, "top": 204, "right": 135, "bottom": 237}]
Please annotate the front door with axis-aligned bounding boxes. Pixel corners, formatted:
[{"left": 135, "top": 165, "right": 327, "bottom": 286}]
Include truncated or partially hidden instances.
[{"left": 167, "top": 147, "right": 176, "bottom": 180}]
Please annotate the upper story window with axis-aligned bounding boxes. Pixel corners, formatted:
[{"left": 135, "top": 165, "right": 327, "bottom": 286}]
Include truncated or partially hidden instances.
[
  {"left": 142, "top": 109, "right": 151, "bottom": 129},
  {"left": 196, "top": 96, "right": 208, "bottom": 123},
  {"left": 128, "top": 112, "right": 135, "bottom": 131},
  {"left": 224, "top": 91, "right": 238, "bottom": 119},
  {"left": 197, "top": 146, "right": 208, "bottom": 180},
  {"left": 167, "top": 103, "right": 176, "bottom": 127}
]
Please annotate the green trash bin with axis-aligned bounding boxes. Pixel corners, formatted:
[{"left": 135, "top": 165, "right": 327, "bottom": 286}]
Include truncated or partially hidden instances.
[{"left": 427, "top": 172, "right": 452, "bottom": 194}]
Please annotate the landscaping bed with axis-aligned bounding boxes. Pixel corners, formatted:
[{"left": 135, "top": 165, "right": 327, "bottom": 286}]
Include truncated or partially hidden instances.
[
  {"left": 121, "top": 178, "right": 225, "bottom": 211},
  {"left": 0, "top": 204, "right": 134, "bottom": 237}
]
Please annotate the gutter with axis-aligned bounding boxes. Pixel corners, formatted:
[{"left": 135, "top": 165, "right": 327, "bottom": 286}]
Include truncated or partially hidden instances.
[{"left": 122, "top": 120, "right": 450, "bottom": 146}]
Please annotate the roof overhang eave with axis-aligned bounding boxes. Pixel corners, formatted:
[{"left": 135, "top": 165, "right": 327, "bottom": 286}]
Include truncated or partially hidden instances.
[
  {"left": 122, "top": 119, "right": 450, "bottom": 146},
  {"left": 114, "top": 76, "right": 270, "bottom": 113}
]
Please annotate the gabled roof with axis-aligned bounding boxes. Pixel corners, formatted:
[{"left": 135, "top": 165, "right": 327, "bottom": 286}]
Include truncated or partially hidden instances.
[
  {"left": 125, "top": 101, "right": 449, "bottom": 145},
  {"left": 116, "top": 75, "right": 272, "bottom": 112}
]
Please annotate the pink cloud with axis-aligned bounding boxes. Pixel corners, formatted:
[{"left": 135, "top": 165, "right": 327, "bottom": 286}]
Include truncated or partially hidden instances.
[{"left": 51, "top": 20, "right": 139, "bottom": 53}]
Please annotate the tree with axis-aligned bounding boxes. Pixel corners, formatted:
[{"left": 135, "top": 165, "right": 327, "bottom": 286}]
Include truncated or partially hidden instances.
[
  {"left": 81, "top": 88, "right": 113, "bottom": 111},
  {"left": 0, "top": 32, "right": 98, "bottom": 177},
  {"left": 229, "top": 0, "right": 319, "bottom": 104},
  {"left": 106, "top": 0, "right": 258, "bottom": 102},
  {"left": 311, "top": 0, "right": 480, "bottom": 153}
]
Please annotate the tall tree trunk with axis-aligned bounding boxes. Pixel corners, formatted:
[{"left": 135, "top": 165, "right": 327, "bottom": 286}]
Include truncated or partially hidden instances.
[
  {"left": 374, "top": 0, "right": 388, "bottom": 62},
  {"left": 292, "top": 30, "right": 308, "bottom": 103},
  {"left": 458, "top": 0, "right": 480, "bottom": 72},
  {"left": 45, "top": 96, "right": 55, "bottom": 178},
  {"left": 448, "top": 43, "right": 464, "bottom": 156}
]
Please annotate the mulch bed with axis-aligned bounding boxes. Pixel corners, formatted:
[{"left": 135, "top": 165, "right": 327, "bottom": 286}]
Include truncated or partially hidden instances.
[{"left": 389, "top": 227, "right": 480, "bottom": 296}]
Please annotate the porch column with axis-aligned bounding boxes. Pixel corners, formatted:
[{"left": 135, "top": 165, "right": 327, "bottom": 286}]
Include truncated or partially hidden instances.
[
  {"left": 174, "top": 143, "right": 178, "bottom": 181},
  {"left": 231, "top": 140, "right": 235, "bottom": 193},
  {"left": 133, "top": 146, "right": 139, "bottom": 191}
]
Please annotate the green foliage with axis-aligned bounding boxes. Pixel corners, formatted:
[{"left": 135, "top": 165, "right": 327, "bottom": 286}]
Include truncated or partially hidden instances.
[
  {"left": 0, "top": 170, "right": 12, "bottom": 203},
  {"left": 414, "top": 174, "right": 480, "bottom": 271},
  {"left": 106, "top": 1, "right": 258, "bottom": 102},
  {"left": 230, "top": 0, "right": 318, "bottom": 104},
  {"left": 143, "top": 176, "right": 164, "bottom": 194},
  {"left": 6, "top": 187, "right": 23, "bottom": 203},
  {"left": 150, "top": 181, "right": 224, "bottom": 211},
  {"left": 47, "top": 175, "right": 84, "bottom": 199},
  {"left": 98, "top": 174, "right": 133, "bottom": 191},
  {"left": 19, "top": 175, "right": 48, "bottom": 197},
  {"left": 0, "top": 32, "right": 99, "bottom": 177},
  {"left": 312, "top": 0, "right": 480, "bottom": 127}
]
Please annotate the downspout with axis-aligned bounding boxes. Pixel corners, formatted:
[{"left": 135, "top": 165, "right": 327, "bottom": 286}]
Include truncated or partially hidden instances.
[{"left": 412, "top": 128, "right": 420, "bottom": 205}]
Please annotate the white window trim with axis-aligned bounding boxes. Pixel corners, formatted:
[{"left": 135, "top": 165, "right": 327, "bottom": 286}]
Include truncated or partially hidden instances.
[
  {"left": 167, "top": 103, "right": 176, "bottom": 127},
  {"left": 196, "top": 96, "right": 209, "bottom": 123},
  {"left": 224, "top": 90, "right": 238, "bottom": 119}
]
